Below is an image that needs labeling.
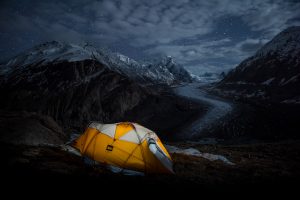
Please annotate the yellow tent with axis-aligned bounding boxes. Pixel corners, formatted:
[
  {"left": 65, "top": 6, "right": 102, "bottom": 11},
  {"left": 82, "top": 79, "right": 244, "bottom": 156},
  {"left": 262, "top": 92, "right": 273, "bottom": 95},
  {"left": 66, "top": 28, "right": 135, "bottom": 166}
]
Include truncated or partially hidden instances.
[{"left": 72, "top": 122, "right": 174, "bottom": 174}]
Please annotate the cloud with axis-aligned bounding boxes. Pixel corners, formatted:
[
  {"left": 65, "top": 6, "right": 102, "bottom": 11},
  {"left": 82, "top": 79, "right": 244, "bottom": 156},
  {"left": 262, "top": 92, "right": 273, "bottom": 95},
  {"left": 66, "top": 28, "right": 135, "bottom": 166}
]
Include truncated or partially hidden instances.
[
  {"left": 240, "top": 0, "right": 300, "bottom": 37},
  {"left": 143, "top": 36, "right": 272, "bottom": 74},
  {"left": 236, "top": 38, "right": 269, "bottom": 54},
  {"left": 145, "top": 38, "right": 233, "bottom": 62},
  {"left": 0, "top": 0, "right": 299, "bottom": 72}
]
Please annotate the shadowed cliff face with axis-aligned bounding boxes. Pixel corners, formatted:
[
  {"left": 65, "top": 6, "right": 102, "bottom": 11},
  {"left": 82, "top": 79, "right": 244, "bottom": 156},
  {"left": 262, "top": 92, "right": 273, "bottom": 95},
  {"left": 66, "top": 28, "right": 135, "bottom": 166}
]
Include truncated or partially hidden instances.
[
  {"left": 0, "top": 111, "right": 66, "bottom": 145},
  {"left": 0, "top": 59, "right": 153, "bottom": 132},
  {"left": 0, "top": 59, "right": 202, "bottom": 139}
]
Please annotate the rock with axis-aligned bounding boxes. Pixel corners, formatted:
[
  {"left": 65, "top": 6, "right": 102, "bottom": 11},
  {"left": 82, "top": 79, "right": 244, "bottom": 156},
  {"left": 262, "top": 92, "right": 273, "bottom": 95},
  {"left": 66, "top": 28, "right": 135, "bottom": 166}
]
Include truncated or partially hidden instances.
[{"left": 0, "top": 111, "right": 66, "bottom": 145}]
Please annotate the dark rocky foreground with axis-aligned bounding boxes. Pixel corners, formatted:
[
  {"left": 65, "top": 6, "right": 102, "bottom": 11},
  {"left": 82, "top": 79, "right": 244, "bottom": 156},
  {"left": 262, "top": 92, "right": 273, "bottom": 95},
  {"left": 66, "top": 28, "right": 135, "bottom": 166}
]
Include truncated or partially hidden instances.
[
  {"left": 0, "top": 111, "right": 67, "bottom": 145},
  {"left": 1, "top": 95, "right": 299, "bottom": 195},
  {"left": 1, "top": 140, "right": 299, "bottom": 193}
]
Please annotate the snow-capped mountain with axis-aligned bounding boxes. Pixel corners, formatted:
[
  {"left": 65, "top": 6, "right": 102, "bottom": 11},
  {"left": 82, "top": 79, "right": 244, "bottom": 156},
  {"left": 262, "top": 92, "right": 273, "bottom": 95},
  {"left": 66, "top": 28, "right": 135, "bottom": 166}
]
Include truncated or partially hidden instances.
[
  {"left": 109, "top": 53, "right": 193, "bottom": 85},
  {"left": 196, "top": 72, "right": 224, "bottom": 83},
  {"left": 217, "top": 26, "right": 300, "bottom": 104},
  {"left": 144, "top": 56, "right": 193, "bottom": 84},
  {"left": 2, "top": 42, "right": 100, "bottom": 73},
  {"left": 0, "top": 41, "right": 196, "bottom": 133},
  {"left": 1, "top": 41, "right": 192, "bottom": 85}
]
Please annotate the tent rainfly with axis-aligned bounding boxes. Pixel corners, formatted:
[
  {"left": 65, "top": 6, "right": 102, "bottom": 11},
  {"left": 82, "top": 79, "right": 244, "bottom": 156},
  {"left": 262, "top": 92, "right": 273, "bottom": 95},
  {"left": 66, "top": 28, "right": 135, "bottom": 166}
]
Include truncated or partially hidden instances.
[{"left": 72, "top": 122, "right": 174, "bottom": 174}]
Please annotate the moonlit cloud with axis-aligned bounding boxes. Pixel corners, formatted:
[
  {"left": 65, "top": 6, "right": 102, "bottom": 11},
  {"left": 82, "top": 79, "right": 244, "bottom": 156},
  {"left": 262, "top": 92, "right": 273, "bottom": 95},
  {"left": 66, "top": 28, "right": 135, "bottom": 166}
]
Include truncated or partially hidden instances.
[{"left": 0, "top": 0, "right": 299, "bottom": 74}]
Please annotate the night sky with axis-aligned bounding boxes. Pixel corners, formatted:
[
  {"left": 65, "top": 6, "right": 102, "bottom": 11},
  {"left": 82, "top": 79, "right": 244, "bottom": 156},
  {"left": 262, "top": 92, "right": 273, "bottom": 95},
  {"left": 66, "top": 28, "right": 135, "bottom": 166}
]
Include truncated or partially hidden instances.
[{"left": 1, "top": 0, "right": 300, "bottom": 75}]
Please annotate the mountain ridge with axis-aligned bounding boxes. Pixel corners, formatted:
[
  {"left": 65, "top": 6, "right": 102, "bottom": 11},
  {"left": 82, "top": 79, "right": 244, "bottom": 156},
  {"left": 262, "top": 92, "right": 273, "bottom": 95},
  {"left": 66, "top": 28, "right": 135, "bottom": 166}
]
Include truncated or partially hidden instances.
[
  {"left": 1, "top": 41, "right": 193, "bottom": 85},
  {"left": 216, "top": 26, "right": 300, "bottom": 104}
]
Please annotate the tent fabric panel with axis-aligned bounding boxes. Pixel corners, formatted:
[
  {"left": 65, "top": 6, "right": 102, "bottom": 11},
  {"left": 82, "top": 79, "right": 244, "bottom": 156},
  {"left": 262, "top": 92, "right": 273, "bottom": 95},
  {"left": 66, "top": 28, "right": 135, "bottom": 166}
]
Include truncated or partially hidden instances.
[
  {"left": 89, "top": 133, "right": 114, "bottom": 164},
  {"left": 114, "top": 123, "right": 135, "bottom": 139},
  {"left": 140, "top": 140, "right": 173, "bottom": 174},
  {"left": 133, "top": 123, "right": 152, "bottom": 133},
  {"left": 88, "top": 122, "right": 116, "bottom": 138},
  {"left": 81, "top": 128, "right": 99, "bottom": 153},
  {"left": 73, "top": 127, "right": 99, "bottom": 154},
  {"left": 148, "top": 142, "right": 174, "bottom": 174},
  {"left": 118, "top": 130, "right": 140, "bottom": 144},
  {"left": 92, "top": 136, "right": 144, "bottom": 171},
  {"left": 124, "top": 153, "right": 145, "bottom": 171},
  {"left": 99, "top": 124, "right": 116, "bottom": 138},
  {"left": 140, "top": 140, "right": 164, "bottom": 173},
  {"left": 88, "top": 122, "right": 100, "bottom": 129},
  {"left": 156, "top": 139, "right": 172, "bottom": 160},
  {"left": 83, "top": 134, "right": 99, "bottom": 160},
  {"left": 72, "top": 129, "right": 88, "bottom": 153},
  {"left": 132, "top": 123, "right": 150, "bottom": 140}
]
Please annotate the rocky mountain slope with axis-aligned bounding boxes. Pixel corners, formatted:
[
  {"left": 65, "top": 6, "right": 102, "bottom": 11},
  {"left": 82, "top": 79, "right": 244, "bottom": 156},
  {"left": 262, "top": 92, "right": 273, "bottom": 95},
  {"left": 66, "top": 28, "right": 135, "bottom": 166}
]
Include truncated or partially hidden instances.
[
  {"left": 216, "top": 26, "right": 300, "bottom": 104},
  {"left": 0, "top": 111, "right": 66, "bottom": 145},
  {"left": 0, "top": 41, "right": 201, "bottom": 141},
  {"left": 0, "top": 58, "right": 149, "bottom": 132}
]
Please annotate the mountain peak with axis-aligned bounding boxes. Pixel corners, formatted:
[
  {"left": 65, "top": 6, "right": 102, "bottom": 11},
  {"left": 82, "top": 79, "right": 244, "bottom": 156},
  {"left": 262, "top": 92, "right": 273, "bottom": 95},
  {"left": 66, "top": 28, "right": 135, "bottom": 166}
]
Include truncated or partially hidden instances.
[
  {"left": 218, "top": 26, "right": 300, "bottom": 104},
  {"left": 166, "top": 55, "right": 174, "bottom": 62},
  {"left": 256, "top": 26, "right": 300, "bottom": 58},
  {"left": 282, "top": 26, "right": 300, "bottom": 33}
]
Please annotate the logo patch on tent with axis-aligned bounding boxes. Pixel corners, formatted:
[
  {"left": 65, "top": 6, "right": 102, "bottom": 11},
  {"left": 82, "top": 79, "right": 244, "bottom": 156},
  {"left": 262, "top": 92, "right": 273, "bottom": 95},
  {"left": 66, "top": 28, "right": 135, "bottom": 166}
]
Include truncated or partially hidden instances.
[{"left": 106, "top": 145, "right": 114, "bottom": 151}]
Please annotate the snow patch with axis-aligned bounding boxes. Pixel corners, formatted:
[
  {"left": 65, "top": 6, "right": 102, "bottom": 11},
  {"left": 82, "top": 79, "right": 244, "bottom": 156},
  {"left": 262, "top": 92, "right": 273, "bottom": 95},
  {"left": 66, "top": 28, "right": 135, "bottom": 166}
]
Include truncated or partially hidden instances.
[
  {"left": 279, "top": 78, "right": 286, "bottom": 86},
  {"left": 60, "top": 144, "right": 81, "bottom": 157},
  {"left": 281, "top": 96, "right": 300, "bottom": 104},
  {"left": 281, "top": 74, "right": 299, "bottom": 85},
  {"left": 166, "top": 145, "right": 235, "bottom": 165},
  {"left": 261, "top": 77, "right": 275, "bottom": 85},
  {"left": 117, "top": 54, "right": 131, "bottom": 64}
]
